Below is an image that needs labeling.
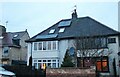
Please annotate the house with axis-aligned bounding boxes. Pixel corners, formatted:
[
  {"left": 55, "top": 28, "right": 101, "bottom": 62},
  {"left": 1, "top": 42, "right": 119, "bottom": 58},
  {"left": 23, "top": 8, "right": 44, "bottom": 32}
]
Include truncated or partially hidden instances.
[
  {"left": 0, "top": 25, "right": 30, "bottom": 65},
  {"left": 26, "top": 9, "right": 120, "bottom": 76}
]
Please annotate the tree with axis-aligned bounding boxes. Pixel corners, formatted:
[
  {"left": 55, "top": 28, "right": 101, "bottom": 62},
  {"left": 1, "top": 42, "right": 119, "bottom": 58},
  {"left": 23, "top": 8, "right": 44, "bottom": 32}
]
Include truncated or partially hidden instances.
[
  {"left": 61, "top": 49, "right": 75, "bottom": 67},
  {"left": 74, "top": 36, "right": 111, "bottom": 68}
]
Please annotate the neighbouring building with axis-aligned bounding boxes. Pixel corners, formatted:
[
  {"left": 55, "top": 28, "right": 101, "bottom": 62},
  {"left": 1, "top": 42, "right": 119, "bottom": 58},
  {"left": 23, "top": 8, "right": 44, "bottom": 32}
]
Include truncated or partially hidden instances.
[
  {"left": 0, "top": 25, "right": 30, "bottom": 65},
  {"left": 26, "top": 9, "right": 120, "bottom": 76},
  {"left": 118, "top": 1, "right": 120, "bottom": 76}
]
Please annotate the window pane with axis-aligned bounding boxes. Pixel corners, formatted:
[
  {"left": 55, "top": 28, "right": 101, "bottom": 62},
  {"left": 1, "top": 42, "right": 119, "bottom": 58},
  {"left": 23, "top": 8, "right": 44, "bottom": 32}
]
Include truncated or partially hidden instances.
[
  {"left": 52, "top": 63, "right": 56, "bottom": 68},
  {"left": 102, "top": 61, "right": 108, "bottom": 71},
  {"left": 108, "top": 38, "right": 116, "bottom": 43},
  {"left": 34, "top": 60, "right": 37, "bottom": 62},
  {"left": 38, "top": 42, "right": 42, "bottom": 50},
  {"left": 48, "top": 60, "right": 51, "bottom": 62},
  {"left": 53, "top": 41, "right": 56, "bottom": 50},
  {"left": 43, "top": 42, "right": 46, "bottom": 50},
  {"left": 101, "top": 38, "right": 107, "bottom": 47},
  {"left": 48, "top": 63, "right": 51, "bottom": 68},
  {"left": 34, "top": 43, "right": 37, "bottom": 50},
  {"left": 43, "top": 60, "right": 46, "bottom": 62},
  {"left": 48, "top": 41, "right": 51, "bottom": 50},
  {"left": 52, "top": 60, "right": 56, "bottom": 62},
  {"left": 34, "top": 63, "right": 37, "bottom": 69},
  {"left": 38, "top": 63, "right": 41, "bottom": 69},
  {"left": 38, "top": 60, "right": 41, "bottom": 62},
  {"left": 97, "top": 61, "right": 102, "bottom": 71},
  {"left": 3, "top": 47, "right": 9, "bottom": 56}
]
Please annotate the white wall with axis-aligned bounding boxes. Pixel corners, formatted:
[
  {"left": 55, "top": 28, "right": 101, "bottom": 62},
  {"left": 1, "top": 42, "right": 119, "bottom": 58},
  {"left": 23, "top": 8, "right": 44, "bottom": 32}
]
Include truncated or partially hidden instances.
[
  {"left": 59, "top": 39, "right": 75, "bottom": 66},
  {"left": 108, "top": 36, "right": 119, "bottom": 76},
  {"left": 59, "top": 40, "right": 68, "bottom": 66},
  {"left": 32, "top": 50, "right": 59, "bottom": 59},
  {"left": 27, "top": 43, "right": 32, "bottom": 66}
]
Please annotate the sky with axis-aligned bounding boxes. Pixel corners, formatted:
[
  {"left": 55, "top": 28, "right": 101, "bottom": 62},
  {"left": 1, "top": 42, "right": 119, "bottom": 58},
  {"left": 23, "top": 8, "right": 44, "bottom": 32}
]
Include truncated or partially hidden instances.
[{"left": 0, "top": 0, "right": 119, "bottom": 37}]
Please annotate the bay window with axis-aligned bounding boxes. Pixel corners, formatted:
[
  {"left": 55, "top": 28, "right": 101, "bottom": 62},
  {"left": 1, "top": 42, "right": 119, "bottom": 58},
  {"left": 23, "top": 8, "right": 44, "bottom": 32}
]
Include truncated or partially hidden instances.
[
  {"left": 33, "top": 59, "right": 59, "bottom": 69},
  {"left": 33, "top": 41, "right": 58, "bottom": 51}
]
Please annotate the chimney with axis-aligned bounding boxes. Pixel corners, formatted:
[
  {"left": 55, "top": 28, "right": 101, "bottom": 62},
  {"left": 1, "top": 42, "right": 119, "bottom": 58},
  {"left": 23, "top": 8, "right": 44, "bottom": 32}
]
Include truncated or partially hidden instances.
[
  {"left": 72, "top": 9, "right": 78, "bottom": 20},
  {"left": 0, "top": 25, "right": 6, "bottom": 36}
]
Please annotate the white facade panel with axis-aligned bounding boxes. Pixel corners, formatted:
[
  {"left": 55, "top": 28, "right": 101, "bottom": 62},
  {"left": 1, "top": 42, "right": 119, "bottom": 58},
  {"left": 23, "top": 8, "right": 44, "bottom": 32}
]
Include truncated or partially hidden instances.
[
  {"left": 32, "top": 50, "right": 59, "bottom": 59},
  {"left": 27, "top": 43, "right": 32, "bottom": 66},
  {"left": 108, "top": 36, "right": 119, "bottom": 76},
  {"left": 59, "top": 40, "right": 69, "bottom": 65}
]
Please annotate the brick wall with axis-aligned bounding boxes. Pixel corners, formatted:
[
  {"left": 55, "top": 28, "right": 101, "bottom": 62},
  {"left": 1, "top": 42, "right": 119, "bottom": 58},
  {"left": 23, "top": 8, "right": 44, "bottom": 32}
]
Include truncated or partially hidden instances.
[{"left": 46, "top": 67, "right": 96, "bottom": 77}]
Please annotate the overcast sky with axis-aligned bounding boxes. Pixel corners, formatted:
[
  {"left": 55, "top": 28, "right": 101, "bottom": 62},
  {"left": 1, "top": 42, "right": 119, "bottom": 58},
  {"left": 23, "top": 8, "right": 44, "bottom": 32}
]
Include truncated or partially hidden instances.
[{"left": 0, "top": 0, "right": 119, "bottom": 37}]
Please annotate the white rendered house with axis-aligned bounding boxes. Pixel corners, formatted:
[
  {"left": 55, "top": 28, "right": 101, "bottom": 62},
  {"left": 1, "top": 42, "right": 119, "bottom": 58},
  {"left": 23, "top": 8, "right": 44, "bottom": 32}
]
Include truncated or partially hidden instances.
[{"left": 26, "top": 10, "right": 120, "bottom": 76}]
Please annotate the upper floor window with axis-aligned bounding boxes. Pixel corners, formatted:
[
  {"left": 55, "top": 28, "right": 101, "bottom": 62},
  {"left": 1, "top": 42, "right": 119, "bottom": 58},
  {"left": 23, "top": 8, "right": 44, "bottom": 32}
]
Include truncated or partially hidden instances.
[
  {"left": 33, "top": 41, "right": 58, "bottom": 51},
  {"left": 76, "top": 37, "right": 107, "bottom": 49},
  {"left": 108, "top": 38, "right": 116, "bottom": 43}
]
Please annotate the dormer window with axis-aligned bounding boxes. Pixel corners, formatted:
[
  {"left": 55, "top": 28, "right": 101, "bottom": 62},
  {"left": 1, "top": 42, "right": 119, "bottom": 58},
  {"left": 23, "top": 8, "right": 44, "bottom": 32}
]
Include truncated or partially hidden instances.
[
  {"left": 59, "top": 28, "right": 65, "bottom": 33},
  {"left": 49, "top": 29, "right": 55, "bottom": 34}
]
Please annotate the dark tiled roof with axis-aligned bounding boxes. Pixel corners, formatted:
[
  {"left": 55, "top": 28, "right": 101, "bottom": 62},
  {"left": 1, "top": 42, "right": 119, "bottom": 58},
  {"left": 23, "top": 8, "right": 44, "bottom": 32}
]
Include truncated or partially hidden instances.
[
  {"left": 2, "top": 31, "right": 27, "bottom": 47},
  {"left": 26, "top": 16, "right": 119, "bottom": 42}
]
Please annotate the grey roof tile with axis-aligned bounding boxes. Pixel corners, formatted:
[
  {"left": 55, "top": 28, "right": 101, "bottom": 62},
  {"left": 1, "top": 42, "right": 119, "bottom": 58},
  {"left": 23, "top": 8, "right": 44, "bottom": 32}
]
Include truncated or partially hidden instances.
[
  {"left": 2, "top": 31, "right": 26, "bottom": 47},
  {"left": 26, "top": 16, "right": 119, "bottom": 42}
]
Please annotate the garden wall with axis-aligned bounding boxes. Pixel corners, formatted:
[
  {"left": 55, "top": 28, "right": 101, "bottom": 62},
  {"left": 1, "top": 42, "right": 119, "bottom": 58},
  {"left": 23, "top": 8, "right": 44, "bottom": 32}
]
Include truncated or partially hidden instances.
[{"left": 46, "top": 67, "right": 96, "bottom": 77}]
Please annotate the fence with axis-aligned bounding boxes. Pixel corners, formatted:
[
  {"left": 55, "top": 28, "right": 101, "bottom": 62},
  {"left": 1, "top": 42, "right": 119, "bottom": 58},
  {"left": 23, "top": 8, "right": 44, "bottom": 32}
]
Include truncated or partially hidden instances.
[{"left": 3, "top": 65, "right": 45, "bottom": 77}]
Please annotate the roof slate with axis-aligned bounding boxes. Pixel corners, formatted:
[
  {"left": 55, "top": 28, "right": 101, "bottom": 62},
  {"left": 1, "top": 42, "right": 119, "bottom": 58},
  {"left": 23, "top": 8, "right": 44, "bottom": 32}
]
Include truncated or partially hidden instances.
[
  {"left": 26, "top": 16, "right": 119, "bottom": 42},
  {"left": 2, "top": 31, "right": 27, "bottom": 47}
]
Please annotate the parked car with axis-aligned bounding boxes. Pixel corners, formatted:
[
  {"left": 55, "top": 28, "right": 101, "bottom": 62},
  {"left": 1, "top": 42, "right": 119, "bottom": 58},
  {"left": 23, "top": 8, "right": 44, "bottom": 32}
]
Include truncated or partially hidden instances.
[{"left": 0, "top": 67, "right": 16, "bottom": 77}]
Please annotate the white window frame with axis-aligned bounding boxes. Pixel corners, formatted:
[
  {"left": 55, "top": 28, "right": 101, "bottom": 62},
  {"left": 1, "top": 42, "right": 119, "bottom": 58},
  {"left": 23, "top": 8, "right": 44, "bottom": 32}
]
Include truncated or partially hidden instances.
[
  {"left": 33, "top": 41, "right": 58, "bottom": 51},
  {"left": 33, "top": 59, "right": 59, "bottom": 69}
]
